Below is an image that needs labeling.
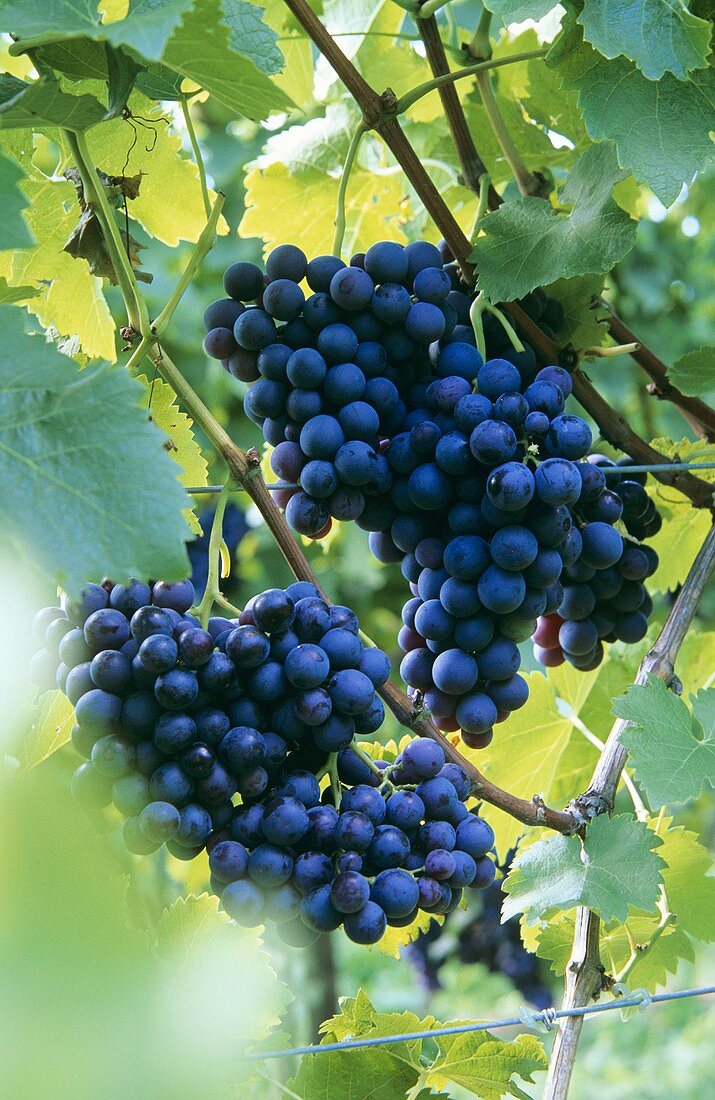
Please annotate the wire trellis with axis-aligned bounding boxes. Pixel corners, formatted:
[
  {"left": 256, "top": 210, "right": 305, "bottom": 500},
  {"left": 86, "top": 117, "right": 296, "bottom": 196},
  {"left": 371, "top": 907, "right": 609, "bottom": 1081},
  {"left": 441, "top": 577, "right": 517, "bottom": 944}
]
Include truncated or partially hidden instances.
[{"left": 244, "top": 984, "right": 715, "bottom": 1062}]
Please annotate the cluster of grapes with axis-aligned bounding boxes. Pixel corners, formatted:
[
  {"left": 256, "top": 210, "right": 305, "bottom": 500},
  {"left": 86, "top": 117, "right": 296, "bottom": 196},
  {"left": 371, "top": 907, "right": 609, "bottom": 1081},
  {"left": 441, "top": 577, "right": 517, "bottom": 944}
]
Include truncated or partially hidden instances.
[
  {"left": 30, "top": 580, "right": 497, "bottom": 945},
  {"left": 202, "top": 239, "right": 661, "bottom": 748},
  {"left": 532, "top": 458, "right": 660, "bottom": 669},
  {"left": 216, "top": 736, "right": 496, "bottom": 946}
]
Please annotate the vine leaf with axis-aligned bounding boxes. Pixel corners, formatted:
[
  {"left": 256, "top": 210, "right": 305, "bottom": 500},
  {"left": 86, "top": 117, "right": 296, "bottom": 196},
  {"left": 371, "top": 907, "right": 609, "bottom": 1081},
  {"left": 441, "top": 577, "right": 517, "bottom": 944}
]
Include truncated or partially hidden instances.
[
  {"left": 221, "top": 0, "right": 284, "bottom": 75},
  {"left": 578, "top": 0, "right": 712, "bottom": 81},
  {"left": 668, "top": 345, "right": 715, "bottom": 397},
  {"left": 78, "top": 94, "right": 228, "bottom": 247},
  {"left": 0, "top": 148, "right": 33, "bottom": 248},
  {"left": 471, "top": 142, "right": 636, "bottom": 301},
  {"left": 0, "top": 74, "right": 106, "bottom": 132},
  {"left": 615, "top": 677, "right": 715, "bottom": 807},
  {"left": 288, "top": 990, "right": 546, "bottom": 1100},
  {"left": 156, "top": 893, "right": 291, "bottom": 1081},
  {"left": 530, "top": 820, "right": 715, "bottom": 990},
  {"left": 460, "top": 673, "right": 575, "bottom": 860},
  {"left": 11, "top": 173, "right": 117, "bottom": 360},
  {"left": 18, "top": 690, "right": 75, "bottom": 771},
  {"left": 549, "top": 11, "right": 715, "bottom": 205},
  {"left": 642, "top": 437, "right": 715, "bottom": 594},
  {"left": 162, "top": 0, "right": 294, "bottom": 121},
  {"left": 503, "top": 815, "right": 665, "bottom": 924},
  {"left": 1, "top": 0, "right": 194, "bottom": 62},
  {"left": 427, "top": 1032, "right": 548, "bottom": 1100},
  {"left": 483, "top": 0, "right": 557, "bottom": 21},
  {"left": 543, "top": 273, "right": 606, "bottom": 349},
  {"left": 138, "top": 373, "right": 208, "bottom": 535},
  {"left": 0, "top": 305, "right": 192, "bottom": 592}
]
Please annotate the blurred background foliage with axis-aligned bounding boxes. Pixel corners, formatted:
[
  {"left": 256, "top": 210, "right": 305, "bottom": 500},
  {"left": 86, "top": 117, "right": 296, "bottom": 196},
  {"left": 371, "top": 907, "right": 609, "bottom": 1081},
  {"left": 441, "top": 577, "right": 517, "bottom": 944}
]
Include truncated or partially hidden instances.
[{"left": 2, "top": 0, "right": 714, "bottom": 1094}]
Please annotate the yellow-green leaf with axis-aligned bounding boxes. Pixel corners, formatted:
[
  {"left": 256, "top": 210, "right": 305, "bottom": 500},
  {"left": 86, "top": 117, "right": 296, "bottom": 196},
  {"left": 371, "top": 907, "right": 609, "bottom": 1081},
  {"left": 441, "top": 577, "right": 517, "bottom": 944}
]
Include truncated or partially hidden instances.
[
  {"left": 10, "top": 175, "right": 116, "bottom": 360},
  {"left": 645, "top": 437, "right": 715, "bottom": 594},
  {"left": 461, "top": 672, "right": 574, "bottom": 859},
  {"left": 81, "top": 95, "right": 228, "bottom": 246},
  {"left": 18, "top": 690, "right": 74, "bottom": 771}
]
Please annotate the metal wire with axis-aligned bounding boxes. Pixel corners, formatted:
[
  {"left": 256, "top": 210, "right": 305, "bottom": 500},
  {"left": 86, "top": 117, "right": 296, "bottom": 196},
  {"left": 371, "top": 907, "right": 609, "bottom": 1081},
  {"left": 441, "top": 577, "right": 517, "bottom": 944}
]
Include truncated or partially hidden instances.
[
  {"left": 244, "top": 984, "right": 715, "bottom": 1062},
  {"left": 184, "top": 462, "right": 715, "bottom": 495}
]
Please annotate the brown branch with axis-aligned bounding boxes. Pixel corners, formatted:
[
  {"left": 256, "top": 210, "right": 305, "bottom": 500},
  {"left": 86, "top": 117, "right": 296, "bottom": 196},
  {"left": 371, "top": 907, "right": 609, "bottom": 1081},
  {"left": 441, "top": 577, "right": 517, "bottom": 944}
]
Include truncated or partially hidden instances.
[
  {"left": 544, "top": 520, "right": 715, "bottom": 1100},
  {"left": 417, "top": 15, "right": 498, "bottom": 202},
  {"left": 380, "top": 680, "right": 579, "bottom": 834},
  {"left": 602, "top": 305, "right": 715, "bottom": 442}
]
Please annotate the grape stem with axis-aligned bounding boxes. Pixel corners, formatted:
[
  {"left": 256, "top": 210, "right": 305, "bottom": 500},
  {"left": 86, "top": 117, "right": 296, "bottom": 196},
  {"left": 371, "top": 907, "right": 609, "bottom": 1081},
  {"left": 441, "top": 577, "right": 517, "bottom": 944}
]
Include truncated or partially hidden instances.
[
  {"left": 351, "top": 743, "right": 396, "bottom": 789},
  {"left": 180, "top": 94, "right": 212, "bottom": 219},
  {"left": 152, "top": 191, "right": 225, "bottom": 339},
  {"left": 392, "top": 50, "right": 547, "bottom": 116},
  {"left": 328, "top": 753, "right": 342, "bottom": 809},
  {"left": 581, "top": 342, "right": 640, "bottom": 358},
  {"left": 333, "top": 121, "right": 368, "bottom": 258},
  {"left": 545, "top": 521, "right": 715, "bottom": 1100},
  {"left": 469, "top": 292, "right": 525, "bottom": 360},
  {"left": 193, "top": 478, "right": 234, "bottom": 628},
  {"left": 466, "top": 13, "right": 545, "bottom": 198}
]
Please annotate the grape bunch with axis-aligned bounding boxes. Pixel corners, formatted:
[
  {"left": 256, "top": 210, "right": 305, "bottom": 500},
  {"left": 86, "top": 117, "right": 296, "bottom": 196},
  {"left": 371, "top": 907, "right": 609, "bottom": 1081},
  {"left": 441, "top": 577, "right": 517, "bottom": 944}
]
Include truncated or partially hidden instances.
[
  {"left": 202, "top": 239, "right": 660, "bottom": 748},
  {"left": 30, "top": 580, "right": 497, "bottom": 945},
  {"left": 532, "top": 457, "right": 660, "bottom": 669},
  {"left": 30, "top": 579, "right": 389, "bottom": 854},
  {"left": 215, "top": 736, "right": 496, "bottom": 946}
]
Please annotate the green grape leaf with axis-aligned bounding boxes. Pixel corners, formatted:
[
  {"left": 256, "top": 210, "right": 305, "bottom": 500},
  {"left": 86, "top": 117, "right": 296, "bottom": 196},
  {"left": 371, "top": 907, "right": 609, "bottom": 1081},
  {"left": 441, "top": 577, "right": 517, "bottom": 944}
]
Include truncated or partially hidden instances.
[
  {"left": 462, "top": 93, "right": 572, "bottom": 188},
  {"left": 0, "top": 148, "right": 32, "bottom": 248},
  {"left": 460, "top": 673, "right": 575, "bottom": 860},
  {"left": 615, "top": 677, "right": 715, "bottom": 807},
  {"left": 428, "top": 1032, "right": 547, "bottom": 1100},
  {"left": 0, "top": 75, "right": 106, "bottom": 132},
  {"left": 503, "top": 814, "right": 665, "bottom": 924},
  {"left": 79, "top": 94, "right": 227, "bottom": 247},
  {"left": 9, "top": 172, "right": 116, "bottom": 360},
  {"left": 240, "top": 106, "right": 408, "bottom": 256},
  {"left": 483, "top": 0, "right": 558, "bottom": 21},
  {"left": 643, "top": 437, "right": 715, "bottom": 593},
  {"left": 221, "top": 0, "right": 284, "bottom": 75},
  {"left": 549, "top": 13, "right": 715, "bottom": 205},
  {"left": 162, "top": 0, "right": 293, "bottom": 120},
  {"left": 0, "top": 305, "right": 191, "bottom": 591},
  {"left": 370, "top": 910, "right": 442, "bottom": 959},
  {"left": 525, "top": 53, "right": 589, "bottom": 151},
  {"left": 668, "top": 346, "right": 715, "bottom": 397},
  {"left": 533, "top": 820, "right": 715, "bottom": 990},
  {"left": 1, "top": 0, "right": 194, "bottom": 62},
  {"left": 0, "top": 277, "right": 38, "bottom": 305},
  {"left": 578, "top": 0, "right": 712, "bottom": 80},
  {"left": 135, "top": 62, "right": 185, "bottom": 99},
  {"left": 105, "top": 44, "right": 144, "bottom": 118},
  {"left": 138, "top": 374, "right": 207, "bottom": 535},
  {"left": 543, "top": 274, "right": 607, "bottom": 349},
  {"left": 289, "top": 997, "right": 423, "bottom": 1099},
  {"left": 157, "top": 894, "right": 291, "bottom": 1049},
  {"left": 18, "top": 690, "right": 75, "bottom": 771},
  {"left": 471, "top": 142, "right": 636, "bottom": 301}
]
